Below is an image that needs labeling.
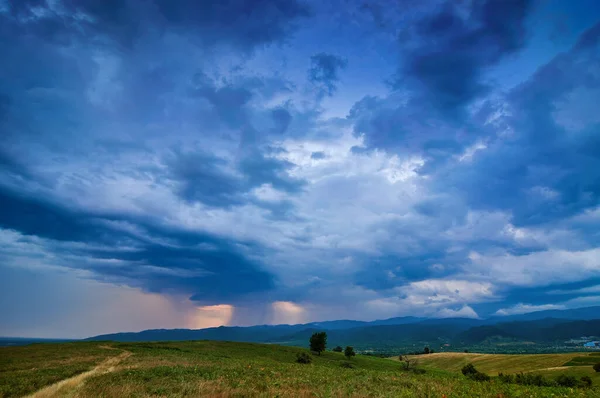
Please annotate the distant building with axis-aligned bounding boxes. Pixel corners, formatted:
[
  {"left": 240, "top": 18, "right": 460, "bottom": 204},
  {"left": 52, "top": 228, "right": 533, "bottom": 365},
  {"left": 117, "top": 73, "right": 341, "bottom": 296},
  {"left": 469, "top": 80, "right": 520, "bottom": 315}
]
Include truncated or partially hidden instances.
[{"left": 584, "top": 341, "right": 600, "bottom": 348}]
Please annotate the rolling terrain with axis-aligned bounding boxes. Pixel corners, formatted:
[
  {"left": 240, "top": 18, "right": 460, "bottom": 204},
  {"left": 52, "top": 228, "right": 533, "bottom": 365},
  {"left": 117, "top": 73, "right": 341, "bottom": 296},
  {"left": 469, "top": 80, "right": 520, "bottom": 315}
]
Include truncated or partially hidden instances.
[
  {"left": 1, "top": 341, "right": 599, "bottom": 397},
  {"left": 411, "top": 351, "right": 600, "bottom": 385}
]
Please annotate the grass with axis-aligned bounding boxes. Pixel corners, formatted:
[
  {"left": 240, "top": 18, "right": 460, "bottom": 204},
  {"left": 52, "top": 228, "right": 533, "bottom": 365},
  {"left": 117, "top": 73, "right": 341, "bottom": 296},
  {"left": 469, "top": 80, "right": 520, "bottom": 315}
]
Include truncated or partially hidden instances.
[
  {"left": 0, "top": 342, "right": 114, "bottom": 397},
  {"left": 1, "top": 341, "right": 599, "bottom": 397},
  {"left": 407, "top": 352, "right": 590, "bottom": 375}
]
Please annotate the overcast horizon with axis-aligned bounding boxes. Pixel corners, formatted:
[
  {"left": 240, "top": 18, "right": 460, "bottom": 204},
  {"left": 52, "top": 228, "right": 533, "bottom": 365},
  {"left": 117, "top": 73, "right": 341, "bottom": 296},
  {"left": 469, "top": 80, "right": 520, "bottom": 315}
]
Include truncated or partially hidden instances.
[{"left": 1, "top": 0, "right": 600, "bottom": 339}]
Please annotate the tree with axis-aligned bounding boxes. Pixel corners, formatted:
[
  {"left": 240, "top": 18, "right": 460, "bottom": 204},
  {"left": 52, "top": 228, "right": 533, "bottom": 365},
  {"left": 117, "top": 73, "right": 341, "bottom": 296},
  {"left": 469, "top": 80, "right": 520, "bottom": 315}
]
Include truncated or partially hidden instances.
[
  {"left": 344, "top": 346, "right": 356, "bottom": 359},
  {"left": 333, "top": 346, "right": 343, "bottom": 352},
  {"left": 423, "top": 346, "right": 430, "bottom": 354},
  {"left": 594, "top": 363, "right": 600, "bottom": 373},
  {"left": 309, "top": 331, "right": 327, "bottom": 355}
]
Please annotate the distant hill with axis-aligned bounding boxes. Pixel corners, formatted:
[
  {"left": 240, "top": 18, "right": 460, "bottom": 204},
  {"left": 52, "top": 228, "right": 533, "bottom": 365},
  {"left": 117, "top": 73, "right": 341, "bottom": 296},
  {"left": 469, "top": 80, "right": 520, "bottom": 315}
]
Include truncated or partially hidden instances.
[
  {"left": 485, "top": 306, "right": 600, "bottom": 323},
  {"left": 85, "top": 306, "right": 600, "bottom": 348},
  {"left": 455, "top": 319, "right": 600, "bottom": 344}
]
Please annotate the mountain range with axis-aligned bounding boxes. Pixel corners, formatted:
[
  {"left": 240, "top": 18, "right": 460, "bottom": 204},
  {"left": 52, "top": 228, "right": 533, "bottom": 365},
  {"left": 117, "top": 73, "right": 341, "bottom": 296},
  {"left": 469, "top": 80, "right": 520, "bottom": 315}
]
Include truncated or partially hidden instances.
[{"left": 86, "top": 306, "right": 600, "bottom": 349}]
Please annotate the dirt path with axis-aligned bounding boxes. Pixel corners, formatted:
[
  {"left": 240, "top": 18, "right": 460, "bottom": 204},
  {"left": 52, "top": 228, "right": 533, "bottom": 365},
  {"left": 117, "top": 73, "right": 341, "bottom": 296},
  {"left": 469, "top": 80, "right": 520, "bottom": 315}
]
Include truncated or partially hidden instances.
[
  {"left": 523, "top": 366, "right": 570, "bottom": 373},
  {"left": 26, "top": 348, "right": 131, "bottom": 398}
]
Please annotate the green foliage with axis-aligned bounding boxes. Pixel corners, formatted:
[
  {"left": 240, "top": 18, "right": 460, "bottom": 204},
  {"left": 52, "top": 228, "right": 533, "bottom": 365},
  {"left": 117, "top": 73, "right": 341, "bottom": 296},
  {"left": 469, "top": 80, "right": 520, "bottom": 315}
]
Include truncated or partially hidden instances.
[
  {"left": 581, "top": 376, "right": 593, "bottom": 388},
  {"left": 499, "top": 372, "right": 594, "bottom": 389},
  {"left": 594, "top": 363, "right": 600, "bottom": 372},
  {"left": 340, "top": 361, "right": 354, "bottom": 369},
  {"left": 470, "top": 372, "right": 491, "bottom": 382},
  {"left": 332, "top": 346, "right": 343, "bottom": 352},
  {"left": 296, "top": 352, "right": 312, "bottom": 364},
  {"left": 514, "top": 373, "right": 551, "bottom": 387},
  {"left": 461, "top": 363, "right": 489, "bottom": 382},
  {"left": 309, "top": 332, "right": 327, "bottom": 355},
  {"left": 555, "top": 374, "right": 578, "bottom": 388},
  {"left": 423, "top": 347, "right": 430, "bottom": 354},
  {"left": 461, "top": 363, "right": 478, "bottom": 376},
  {"left": 344, "top": 346, "right": 355, "bottom": 359}
]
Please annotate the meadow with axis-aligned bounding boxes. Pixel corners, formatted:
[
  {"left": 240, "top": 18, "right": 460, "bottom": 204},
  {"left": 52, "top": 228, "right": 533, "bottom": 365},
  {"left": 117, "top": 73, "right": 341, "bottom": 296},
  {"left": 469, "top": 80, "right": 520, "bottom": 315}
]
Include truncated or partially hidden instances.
[{"left": 1, "top": 341, "right": 599, "bottom": 397}]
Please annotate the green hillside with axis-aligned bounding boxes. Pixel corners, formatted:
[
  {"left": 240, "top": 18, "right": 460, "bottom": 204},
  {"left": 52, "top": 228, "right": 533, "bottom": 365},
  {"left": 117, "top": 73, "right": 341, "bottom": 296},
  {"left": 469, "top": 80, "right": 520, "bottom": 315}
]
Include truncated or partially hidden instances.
[{"left": 1, "top": 341, "right": 599, "bottom": 397}]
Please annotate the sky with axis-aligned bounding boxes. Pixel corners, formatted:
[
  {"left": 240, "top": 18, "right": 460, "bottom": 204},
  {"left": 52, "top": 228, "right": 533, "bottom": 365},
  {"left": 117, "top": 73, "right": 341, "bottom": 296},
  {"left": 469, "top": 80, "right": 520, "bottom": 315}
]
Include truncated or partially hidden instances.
[{"left": 1, "top": 0, "right": 600, "bottom": 339}]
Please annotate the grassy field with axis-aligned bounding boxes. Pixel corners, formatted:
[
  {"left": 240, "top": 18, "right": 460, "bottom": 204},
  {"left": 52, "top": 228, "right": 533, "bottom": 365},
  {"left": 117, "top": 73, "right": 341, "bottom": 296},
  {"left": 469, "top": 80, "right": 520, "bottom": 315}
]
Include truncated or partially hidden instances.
[
  {"left": 410, "top": 351, "right": 600, "bottom": 384},
  {"left": 406, "top": 352, "right": 584, "bottom": 375},
  {"left": 1, "top": 341, "right": 599, "bottom": 397},
  {"left": 0, "top": 342, "right": 115, "bottom": 397}
]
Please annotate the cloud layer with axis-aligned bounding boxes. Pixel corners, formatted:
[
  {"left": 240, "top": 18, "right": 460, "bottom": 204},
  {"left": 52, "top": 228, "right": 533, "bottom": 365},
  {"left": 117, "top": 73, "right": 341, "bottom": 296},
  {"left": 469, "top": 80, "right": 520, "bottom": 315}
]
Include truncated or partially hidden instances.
[{"left": 1, "top": 0, "right": 599, "bottom": 337}]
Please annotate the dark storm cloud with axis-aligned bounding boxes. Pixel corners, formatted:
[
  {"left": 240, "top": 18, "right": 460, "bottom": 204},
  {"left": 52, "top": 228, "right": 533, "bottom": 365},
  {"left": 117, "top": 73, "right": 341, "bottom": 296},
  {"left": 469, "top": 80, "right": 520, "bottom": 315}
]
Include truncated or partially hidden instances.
[
  {"left": 348, "top": 93, "right": 479, "bottom": 160},
  {"left": 168, "top": 147, "right": 304, "bottom": 209},
  {"left": 4, "top": 0, "right": 311, "bottom": 50},
  {"left": 308, "top": 53, "right": 348, "bottom": 96},
  {"left": 395, "top": 0, "right": 532, "bottom": 114},
  {"left": 434, "top": 22, "right": 600, "bottom": 226},
  {"left": 0, "top": 185, "right": 275, "bottom": 303}
]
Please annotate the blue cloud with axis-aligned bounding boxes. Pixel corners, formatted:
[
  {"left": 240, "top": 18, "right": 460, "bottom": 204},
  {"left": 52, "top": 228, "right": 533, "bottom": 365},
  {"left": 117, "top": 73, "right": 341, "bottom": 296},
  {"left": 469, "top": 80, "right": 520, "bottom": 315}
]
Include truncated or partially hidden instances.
[
  {"left": 435, "top": 22, "right": 600, "bottom": 226},
  {"left": 1, "top": 0, "right": 600, "bottom": 335},
  {"left": 4, "top": 0, "right": 311, "bottom": 50},
  {"left": 308, "top": 53, "right": 348, "bottom": 96},
  {"left": 394, "top": 0, "right": 533, "bottom": 115}
]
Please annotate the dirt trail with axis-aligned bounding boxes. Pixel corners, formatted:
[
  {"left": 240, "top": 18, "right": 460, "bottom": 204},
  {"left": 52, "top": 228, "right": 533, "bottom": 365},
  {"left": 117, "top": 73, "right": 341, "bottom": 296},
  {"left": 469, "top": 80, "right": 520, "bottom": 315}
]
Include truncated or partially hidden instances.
[
  {"left": 523, "top": 366, "right": 570, "bottom": 373},
  {"left": 26, "top": 348, "right": 131, "bottom": 398}
]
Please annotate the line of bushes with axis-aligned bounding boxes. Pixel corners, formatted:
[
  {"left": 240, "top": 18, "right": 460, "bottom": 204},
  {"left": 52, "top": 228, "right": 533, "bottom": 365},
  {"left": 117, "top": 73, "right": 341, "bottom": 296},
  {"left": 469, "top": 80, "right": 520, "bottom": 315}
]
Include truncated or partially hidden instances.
[{"left": 462, "top": 364, "right": 593, "bottom": 388}]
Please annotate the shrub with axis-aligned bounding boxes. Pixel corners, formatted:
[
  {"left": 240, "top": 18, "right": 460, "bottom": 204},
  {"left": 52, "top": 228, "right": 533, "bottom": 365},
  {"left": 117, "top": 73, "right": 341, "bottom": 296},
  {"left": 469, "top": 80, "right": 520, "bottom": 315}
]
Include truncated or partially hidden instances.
[
  {"left": 296, "top": 352, "right": 312, "bottom": 364},
  {"left": 498, "top": 373, "right": 514, "bottom": 384},
  {"left": 309, "top": 332, "right": 327, "bottom": 355},
  {"left": 555, "top": 374, "right": 578, "bottom": 388},
  {"left": 461, "top": 363, "right": 490, "bottom": 382},
  {"left": 594, "top": 363, "right": 600, "bottom": 372},
  {"left": 461, "top": 364, "right": 478, "bottom": 377},
  {"left": 332, "top": 346, "right": 343, "bottom": 352},
  {"left": 340, "top": 361, "right": 354, "bottom": 369},
  {"left": 344, "top": 346, "right": 356, "bottom": 359},
  {"left": 470, "top": 372, "right": 491, "bottom": 382},
  {"left": 580, "top": 376, "right": 593, "bottom": 388}
]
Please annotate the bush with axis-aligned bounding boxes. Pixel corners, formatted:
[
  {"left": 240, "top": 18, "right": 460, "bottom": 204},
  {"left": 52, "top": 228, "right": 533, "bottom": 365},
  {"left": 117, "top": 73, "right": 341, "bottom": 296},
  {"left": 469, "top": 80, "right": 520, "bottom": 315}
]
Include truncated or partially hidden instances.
[
  {"left": 423, "top": 347, "right": 430, "bottom": 354},
  {"left": 498, "top": 373, "right": 514, "bottom": 384},
  {"left": 296, "top": 352, "right": 312, "bottom": 364},
  {"left": 580, "top": 376, "right": 593, "bottom": 388},
  {"left": 470, "top": 372, "right": 491, "bottom": 382},
  {"left": 555, "top": 374, "right": 578, "bottom": 388},
  {"left": 461, "top": 364, "right": 478, "bottom": 376},
  {"left": 594, "top": 363, "right": 600, "bottom": 372},
  {"left": 461, "top": 363, "right": 489, "bottom": 382},
  {"left": 344, "top": 346, "right": 356, "bottom": 359},
  {"left": 332, "top": 346, "right": 343, "bottom": 352},
  {"left": 340, "top": 362, "right": 354, "bottom": 369}
]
